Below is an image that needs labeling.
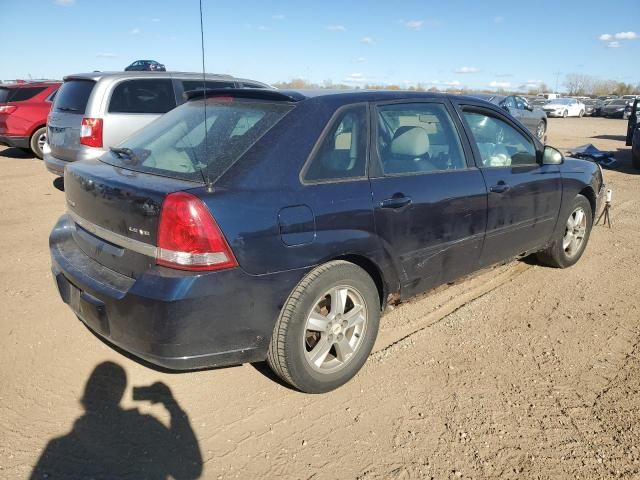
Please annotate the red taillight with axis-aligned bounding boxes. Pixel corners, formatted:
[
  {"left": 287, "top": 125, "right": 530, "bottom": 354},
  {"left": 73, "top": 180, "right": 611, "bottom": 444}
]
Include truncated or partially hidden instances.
[
  {"left": 156, "top": 192, "right": 238, "bottom": 272},
  {"left": 80, "top": 117, "right": 103, "bottom": 147},
  {"left": 0, "top": 105, "right": 17, "bottom": 114}
]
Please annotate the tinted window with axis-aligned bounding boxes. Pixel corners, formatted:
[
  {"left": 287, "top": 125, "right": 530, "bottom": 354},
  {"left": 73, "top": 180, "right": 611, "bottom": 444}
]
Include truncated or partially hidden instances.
[
  {"left": 54, "top": 80, "right": 95, "bottom": 114},
  {"left": 102, "top": 99, "right": 293, "bottom": 182},
  {"left": 239, "top": 82, "right": 267, "bottom": 89},
  {"left": 502, "top": 96, "right": 516, "bottom": 109},
  {"left": 514, "top": 96, "right": 528, "bottom": 110},
  {"left": 181, "top": 80, "right": 235, "bottom": 93},
  {"left": 0, "top": 88, "right": 11, "bottom": 103},
  {"left": 463, "top": 111, "right": 537, "bottom": 167},
  {"left": 8, "top": 86, "right": 47, "bottom": 102},
  {"left": 303, "top": 105, "right": 367, "bottom": 182},
  {"left": 376, "top": 103, "right": 466, "bottom": 175},
  {"left": 109, "top": 79, "right": 176, "bottom": 114}
]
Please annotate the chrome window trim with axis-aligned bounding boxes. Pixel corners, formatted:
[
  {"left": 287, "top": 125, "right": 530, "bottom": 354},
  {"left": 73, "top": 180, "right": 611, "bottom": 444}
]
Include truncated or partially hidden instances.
[{"left": 68, "top": 210, "right": 157, "bottom": 258}]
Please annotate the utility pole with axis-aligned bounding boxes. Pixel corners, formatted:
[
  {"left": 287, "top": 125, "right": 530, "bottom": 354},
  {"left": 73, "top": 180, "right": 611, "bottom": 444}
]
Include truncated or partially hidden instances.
[{"left": 553, "top": 71, "right": 562, "bottom": 94}]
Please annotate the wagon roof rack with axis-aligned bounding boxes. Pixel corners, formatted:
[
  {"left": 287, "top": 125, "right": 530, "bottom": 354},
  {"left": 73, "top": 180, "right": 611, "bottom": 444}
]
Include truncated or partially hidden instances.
[{"left": 185, "top": 88, "right": 306, "bottom": 102}]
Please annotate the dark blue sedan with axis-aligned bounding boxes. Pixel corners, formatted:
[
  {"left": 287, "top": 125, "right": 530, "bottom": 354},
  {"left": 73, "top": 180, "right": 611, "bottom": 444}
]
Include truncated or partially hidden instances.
[{"left": 50, "top": 89, "right": 605, "bottom": 393}]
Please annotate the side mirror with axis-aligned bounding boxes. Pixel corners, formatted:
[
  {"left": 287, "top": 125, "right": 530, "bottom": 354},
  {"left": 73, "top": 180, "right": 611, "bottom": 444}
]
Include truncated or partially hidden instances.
[
  {"left": 542, "top": 146, "right": 563, "bottom": 165},
  {"left": 526, "top": 104, "right": 534, "bottom": 111}
]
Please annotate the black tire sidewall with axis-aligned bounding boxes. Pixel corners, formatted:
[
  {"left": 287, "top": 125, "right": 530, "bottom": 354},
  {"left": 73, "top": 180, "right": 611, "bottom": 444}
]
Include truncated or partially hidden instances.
[
  {"left": 282, "top": 263, "right": 380, "bottom": 393},
  {"left": 30, "top": 127, "right": 46, "bottom": 159}
]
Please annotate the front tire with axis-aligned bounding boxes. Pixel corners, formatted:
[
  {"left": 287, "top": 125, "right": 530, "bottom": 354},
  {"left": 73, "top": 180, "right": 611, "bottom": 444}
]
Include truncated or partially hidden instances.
[
  {"left": 537, "top": 194, "right": 593, "bottom": 268},
  {"left": 578, "top": 109, "right": 584, "bottom": 118},
  {"left": 29, "top": 126, "right": 47, "bottom": 159},
  {"left": 562, "top": 110, "right": 568, "bottom": 118},
  {"left": 267, "top": 261, "right": 381, "bottom": 393},
  {"left": 535, "top": 120, "right": 546, "bottom": 140}
]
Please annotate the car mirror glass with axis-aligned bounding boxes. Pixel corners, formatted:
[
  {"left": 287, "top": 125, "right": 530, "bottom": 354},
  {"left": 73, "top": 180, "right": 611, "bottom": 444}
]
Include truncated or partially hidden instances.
[{"left": 542, "top": 146, "right": 563, "bottom": 165}]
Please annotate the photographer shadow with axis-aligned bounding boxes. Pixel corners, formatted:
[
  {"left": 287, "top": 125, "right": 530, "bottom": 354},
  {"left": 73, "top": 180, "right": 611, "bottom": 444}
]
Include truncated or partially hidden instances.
[{"left": 30, "top": 361, "right": 203, "bottom": 480}]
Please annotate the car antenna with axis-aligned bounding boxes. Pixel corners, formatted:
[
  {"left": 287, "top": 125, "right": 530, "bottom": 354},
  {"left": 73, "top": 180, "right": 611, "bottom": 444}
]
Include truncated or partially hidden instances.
[{"left": 199, "top": 0, "right": 213, "bottom": 192}]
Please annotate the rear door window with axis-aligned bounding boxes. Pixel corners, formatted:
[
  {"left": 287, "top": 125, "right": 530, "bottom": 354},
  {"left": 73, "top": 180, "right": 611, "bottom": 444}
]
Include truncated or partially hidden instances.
[
  {"left": 375, "top": 102, "right": 467, "bottom": 175},
  {"left": 54, "top": 80, "right": 95, "bottom": 114},
  {"left": 8, "top": 87, "right": 47, "bottom": 102},
  {"left": 108, "top": 79, "right": 176, "bottom": 114}
]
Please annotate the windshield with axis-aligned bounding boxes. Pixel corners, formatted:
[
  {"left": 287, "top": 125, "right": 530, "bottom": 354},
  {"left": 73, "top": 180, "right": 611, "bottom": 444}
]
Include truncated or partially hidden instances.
[
  {"left": 609, "top": 100, "right": 626, "bottom": 105},
  {"left": 101, "top": 98, "right": 293, "bottom": 183}
]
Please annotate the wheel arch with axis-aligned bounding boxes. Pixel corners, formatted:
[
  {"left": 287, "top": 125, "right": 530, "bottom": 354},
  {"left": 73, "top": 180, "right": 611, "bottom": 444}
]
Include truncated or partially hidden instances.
[
  {"left": 29, "top": 123, "right": 47, "bottom": 139},
  {"left": 332, "top": 254, "right": 388, "bottom": 310},
  {"left": 578, "top": 186, "right": 597, "bottom": 219}
]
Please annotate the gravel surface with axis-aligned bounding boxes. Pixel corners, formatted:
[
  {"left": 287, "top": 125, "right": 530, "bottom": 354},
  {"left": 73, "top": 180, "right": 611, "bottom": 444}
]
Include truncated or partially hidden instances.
[{"left": 1, "top": 117, "right": 638, "bottom": 479}]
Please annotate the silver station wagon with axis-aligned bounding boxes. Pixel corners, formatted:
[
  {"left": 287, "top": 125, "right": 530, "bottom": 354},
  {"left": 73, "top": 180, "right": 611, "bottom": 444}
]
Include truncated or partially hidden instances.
[{"left": 44, "top": 71, "right": 270, "bottom": 176}]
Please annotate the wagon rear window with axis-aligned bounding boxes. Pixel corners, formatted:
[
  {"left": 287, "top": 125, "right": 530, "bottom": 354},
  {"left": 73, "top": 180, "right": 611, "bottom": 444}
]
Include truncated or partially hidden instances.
[{"left": 101, "top": 98, "right": 293, "bottom": 183}]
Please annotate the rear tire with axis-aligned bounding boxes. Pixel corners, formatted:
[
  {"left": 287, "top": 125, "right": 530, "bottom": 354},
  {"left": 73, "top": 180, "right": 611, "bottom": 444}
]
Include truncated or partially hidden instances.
[
  {"left": 535, "top": 121, "right": 546, "bottom": 140},
  {"left": 537, "top": 194, "right": 592, "bottom": 268},
  {"left": 29, "top": 127, "right": 47, "bottom": 159},
  {"left": 632, "top": 148, "right": 640, "bottom": 170},
  {"left": 267, "top": 261, "right": 380, "bottom": 393},
  {"left": 562, "top": 110, "right": 568, "bottom": 118},
  {"left": 578, "top": 109, "right": 584, "bottom": 118}
]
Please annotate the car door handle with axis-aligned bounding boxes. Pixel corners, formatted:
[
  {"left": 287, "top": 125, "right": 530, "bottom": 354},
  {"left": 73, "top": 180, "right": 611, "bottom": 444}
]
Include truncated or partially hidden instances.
[
  {"left": 490, "top": 182, "right": 510, "bottom": 194},
  {"left": 380, "top": 196, "right": 412, "bottom": 209}
]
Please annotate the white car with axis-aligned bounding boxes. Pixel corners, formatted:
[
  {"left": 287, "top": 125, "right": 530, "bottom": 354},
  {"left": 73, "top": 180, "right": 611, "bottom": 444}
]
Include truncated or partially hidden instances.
[{"left": 543, "top": 98, "right": 586, "bottom": 118}]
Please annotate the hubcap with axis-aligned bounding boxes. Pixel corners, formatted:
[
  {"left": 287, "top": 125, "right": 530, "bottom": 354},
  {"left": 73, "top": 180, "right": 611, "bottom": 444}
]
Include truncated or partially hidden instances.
[
  {"left": 537, "top": 123, "right": 545, "bottom": 138},
  {"left": 563, "top": 207, "right": 587, "bottom": 258},
  {"left": 37, "top": 133, "right": 47, "bottom": 150},
  {"left": 303, "top": 286, "right": 367, "bottom": 374}
]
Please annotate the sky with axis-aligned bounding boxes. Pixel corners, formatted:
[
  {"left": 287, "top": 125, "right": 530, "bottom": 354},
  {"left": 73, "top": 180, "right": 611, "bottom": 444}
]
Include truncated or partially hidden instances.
[{"left": 1, "top": 0, "right": 639, "bottom": 91}]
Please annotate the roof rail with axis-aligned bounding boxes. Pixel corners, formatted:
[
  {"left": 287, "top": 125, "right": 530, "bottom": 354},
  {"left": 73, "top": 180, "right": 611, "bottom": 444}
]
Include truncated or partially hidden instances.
[{"left": 185, "top": 88, "right": 305, "bottom": 102}]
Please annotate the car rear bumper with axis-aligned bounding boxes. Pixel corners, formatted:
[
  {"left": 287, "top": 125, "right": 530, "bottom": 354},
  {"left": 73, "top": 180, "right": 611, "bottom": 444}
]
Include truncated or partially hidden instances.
[
  {"left": 0, "top": 135, "right": 29, "bottom": 149},
  {"left": 44, "top": 146, "right": 107, "bottom": 176},
  {"left": 50, "top": 214, "right": 307, "bottom": 370}
]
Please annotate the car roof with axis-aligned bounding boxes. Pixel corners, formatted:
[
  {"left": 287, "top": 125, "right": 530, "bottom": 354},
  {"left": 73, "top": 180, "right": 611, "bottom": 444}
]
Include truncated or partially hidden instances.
[{"left": 62, "top": 71, "right": 270, "bottom": 87}]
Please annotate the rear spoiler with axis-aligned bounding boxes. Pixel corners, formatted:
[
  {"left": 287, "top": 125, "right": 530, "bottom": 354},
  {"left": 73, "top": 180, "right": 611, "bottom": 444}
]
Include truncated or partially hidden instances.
[{"left": 185, "top": 88, "right": 306, "bottom": 102}]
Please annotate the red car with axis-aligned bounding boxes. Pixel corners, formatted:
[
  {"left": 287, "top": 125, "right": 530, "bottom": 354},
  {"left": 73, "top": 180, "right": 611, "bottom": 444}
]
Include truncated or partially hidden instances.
[{"left": 0, "top": 81, "right": 61, "bottom": 158}]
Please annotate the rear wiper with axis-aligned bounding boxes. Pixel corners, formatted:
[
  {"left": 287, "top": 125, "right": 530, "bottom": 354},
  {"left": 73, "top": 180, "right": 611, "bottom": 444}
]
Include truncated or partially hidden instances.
[
  {"left": 57, "top": 106, "right": 78, "bottom": 112},
  {"left": 109, "top": 147, "right": 140, "bottom": 164}
]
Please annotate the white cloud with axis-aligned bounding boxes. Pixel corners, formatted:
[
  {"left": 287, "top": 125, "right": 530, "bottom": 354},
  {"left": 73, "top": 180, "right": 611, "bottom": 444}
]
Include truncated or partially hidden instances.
[
  {"left": 615, "top": 31, "right": 637, "bottom": 40},
  {"left": 607, "top": 41, "right": 621, "bottom": 48},
  {"left": 272, "top": 14, "right": 285, "bottom": 20},
  {"left": 599, "top": 33, "right": 613, "bottom": 41},
  {"left": 443, "top": 80, "right": 461, "bottom": 86},
  {"left": 96, "top": 52, "right": 117, "bottom": 58},
  {"left": 54, "top": 0, "right": 75, "bottom": 5},
  {"left": 494, "top": 16, "right": 504, "bottom": 23},
  {"left": 361, "top": 36, "right": 375, "bottom": 44},
  {"left": 343, "top": 72, "right": 373, "bottom": 84},
  {"left": 489, "top": 81, "right": 511, "bottom": 88},
  {"left": 405, "top": 20, "right": 423, "bottom": 30},
  {"left": 455, "top": 66, "right": 480, "bottom": 74},
  {"left": 130, "top": 28, "right": 141, "bottom": 35},
  {"left": 326, "top": 25, "right": 346, "bottom": 32}
]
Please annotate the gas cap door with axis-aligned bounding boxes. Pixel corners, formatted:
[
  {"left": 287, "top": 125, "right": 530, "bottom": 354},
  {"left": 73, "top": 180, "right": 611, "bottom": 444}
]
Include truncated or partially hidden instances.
[{"left": 278, "top": 205, "right": 316, "bottom": 246}]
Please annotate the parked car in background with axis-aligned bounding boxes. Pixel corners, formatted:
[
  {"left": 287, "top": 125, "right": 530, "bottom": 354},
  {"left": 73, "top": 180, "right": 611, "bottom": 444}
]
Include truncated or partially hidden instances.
[
  {"left": 591, "top": 99, "right": 606, "bottom": 117},
  {"left": 543, "top": 98, "right": 586, "bottom": 118},
  {"left": 44, "top": 71, "right": 270, "bottom": 176},
  {"left": 0, "top": 81, "right": 61, "bottom": 158},
  {"left": 582, "top": 99, "right": 598, "bottom": 116},
  {"left": 49, "top": 89, "right": 604, "bottom": 393},
  {"left": 626, "top": 98, "right": 640, "bottom": 169},
  {"left": 601, "top": 99, "right": 631, "bottom": 118},
  {"left": 125, "top": 60, "right": 166, "bottom": 72},
  {"left": 530, "top": 97, "right": 549, "bottom": 108},
  {"left": 469, "top": 94, "right": 547, "bottom": 139}
]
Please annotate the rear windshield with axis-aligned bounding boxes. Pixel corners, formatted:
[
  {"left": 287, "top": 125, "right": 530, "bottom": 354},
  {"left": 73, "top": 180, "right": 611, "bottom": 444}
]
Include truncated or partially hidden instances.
[
  {"left": 54, "top": 79, "right": 95, "bottom": 114},
  {"left": 100, "top": 98, "right": 293, "bottom": 182},
  {"left": 5, "top": 86, "right": 47, "bottom": 102},
  {"left": 0, "top": 88, "right": 11, "bottom": 103}
]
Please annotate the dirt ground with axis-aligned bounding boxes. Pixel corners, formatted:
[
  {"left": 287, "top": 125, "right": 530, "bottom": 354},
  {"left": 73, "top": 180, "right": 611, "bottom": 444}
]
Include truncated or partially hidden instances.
[{"left": 1, "top": 117, "right": 638, "bottom": 480}]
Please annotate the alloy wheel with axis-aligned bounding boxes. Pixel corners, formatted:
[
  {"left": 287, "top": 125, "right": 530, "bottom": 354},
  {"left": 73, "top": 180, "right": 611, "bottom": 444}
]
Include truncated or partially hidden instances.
[
  {"left": 303, "top": 286, "right": 367, "bottom": 374},
  {"left": 563, "top": 207, "right": 587, "bottom": 258}
]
